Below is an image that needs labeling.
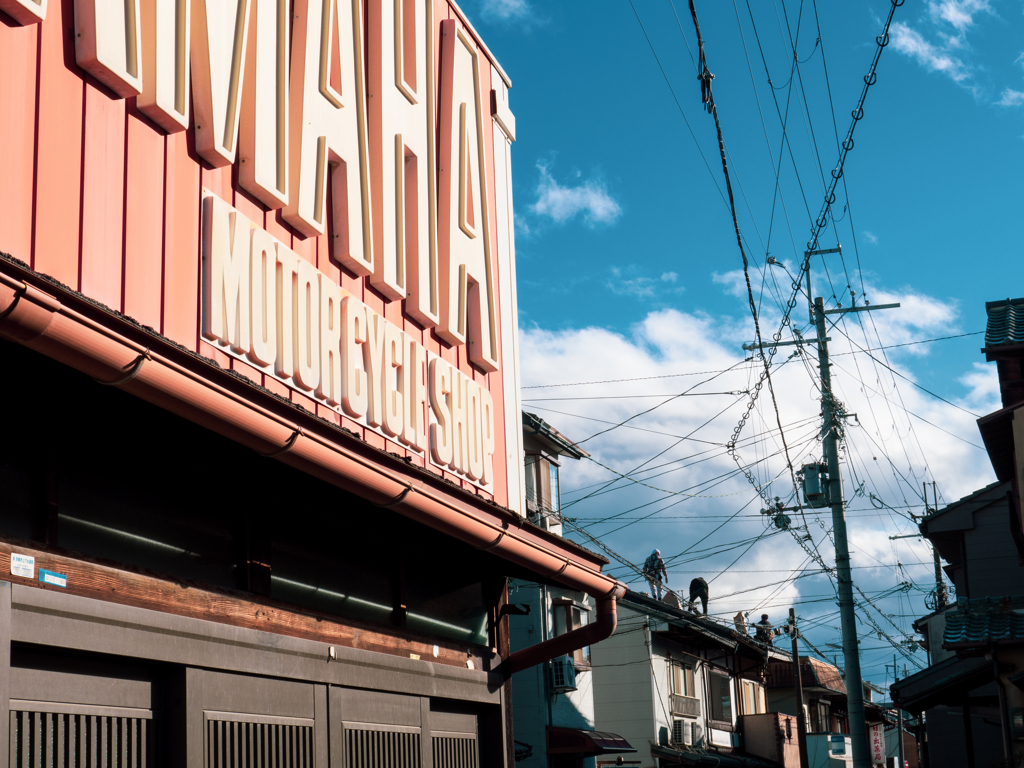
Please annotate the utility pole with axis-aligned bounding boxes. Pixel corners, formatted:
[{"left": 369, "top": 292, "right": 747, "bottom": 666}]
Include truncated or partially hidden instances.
[
  {"left": 925, "top": 482, "right": 947, "bottom": 611},
  {"left": 896, "top": 657, "right": 906, "bottom": 768},
  {"left": 789, "top": 608, "right": 810, "bottom": 768},
  {"left": 745, "top": 252, "right": 899, "bottom": 768},
  {"left": 814, "top": 294, "right": 872, "bottom": 768}
]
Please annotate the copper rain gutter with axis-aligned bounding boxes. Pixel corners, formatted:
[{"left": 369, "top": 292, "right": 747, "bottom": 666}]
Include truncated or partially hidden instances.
[{"left": 0, "top": 266, "right": 626, "bottom": 625}]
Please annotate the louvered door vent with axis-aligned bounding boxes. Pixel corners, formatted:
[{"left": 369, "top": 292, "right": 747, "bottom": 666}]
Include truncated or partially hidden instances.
[
  {"left": 432, "top": 736, "right": 477, "bottom": 768},
  {"left": 206, "top": 719, "right": 313, "bottom": 768},
  {"left": 10, "top": 710, "right": 154, "bottom": 767},
  {"left": 344, "top": 729, "right": 420, "bottom": 768}
]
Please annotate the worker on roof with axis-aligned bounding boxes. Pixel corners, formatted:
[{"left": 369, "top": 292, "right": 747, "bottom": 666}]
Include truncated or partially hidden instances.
[
  {"left": 642, "top": 549, "right": 668, "bottom": 600},
  {"left": 754, "top": 614, "right": 776, "bottom": 645},
  {"left": 689, "top": 577, "right": 709, "bottom": 615}
]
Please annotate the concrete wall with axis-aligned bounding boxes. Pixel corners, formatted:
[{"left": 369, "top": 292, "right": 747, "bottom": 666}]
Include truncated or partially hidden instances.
[
  {"left": 592, "top": 606, "right": 658, "bottom": 768},
  {"left": 742, "top": 713, "right": 800, "bottom": 767},
  {"left": 806, "top": 734, "right": 851, "bottom": 767},
  {"left": 510, "top": 584, "right": 598, "bottom": 768}
]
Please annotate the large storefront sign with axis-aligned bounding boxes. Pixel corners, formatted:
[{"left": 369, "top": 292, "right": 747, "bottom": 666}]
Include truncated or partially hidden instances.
[
  {"left": 202, "top": 190, "right": 496, "bottom": 487},
  {"left": 0, "top": 0, "right": 520, "bottom": 499}
]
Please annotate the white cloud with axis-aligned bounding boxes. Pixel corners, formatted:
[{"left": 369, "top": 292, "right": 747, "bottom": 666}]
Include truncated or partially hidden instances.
[
  {"left": 514, "top": 213, "right": 532, "bottom": 237},
  {"left": 520, "top": 281, "right": 995, "bottom": 679},
  {"left": 607, "top": 268, "right": 682, "bottom": 299},
  {"left": 928, "top": 0, "right": 991, "bottom": 32},
  {"left": 530, "top": 163, "right": 622, "bottom": 226},
  {"left": 479, "top": 0, "right": 530, "bottom": 21},
  {"left": 959, "top": 361, "right": 1000, "bottom": 410},
  {"left": 996, "top": 88, "right": 1024, "bottom": 106},
  {"left": 891, "top": 22, "right": 971, "bottom": 83},
  {"left": 862, "top": 231, "right": 879, "bottom": 245}
]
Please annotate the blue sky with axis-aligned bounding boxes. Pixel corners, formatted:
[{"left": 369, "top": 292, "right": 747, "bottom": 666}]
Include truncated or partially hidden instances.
[{"left": 466, "top": 0, "right": 1024, "bottom": 685}]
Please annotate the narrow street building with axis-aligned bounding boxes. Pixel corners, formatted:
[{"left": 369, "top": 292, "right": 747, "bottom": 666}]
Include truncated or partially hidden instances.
[
  {"left": 767, "top": 656, "right": 916, "bottom": 767},
  {"left": 591, "top": 592, "right": 788, "bottom": 768},
  {"left": 510, "top": 413, "right": 636, "bottom": 768},
  {"left": 0, "top": 2, "right": 627, "bottom": 765},
  {"left": 892, "top": 297, "right": 1024, "bottom": 767}
]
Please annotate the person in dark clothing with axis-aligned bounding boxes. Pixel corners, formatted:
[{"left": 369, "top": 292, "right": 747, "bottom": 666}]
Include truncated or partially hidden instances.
[
  {"left": 643, "top": 549, "right": 668, "bottom": 600},
  {"left": 754, "top": 614, "right": 776, "bottom": 644},
  {"left": 689, "top": 577, "right": 709, "bottom": 614}
]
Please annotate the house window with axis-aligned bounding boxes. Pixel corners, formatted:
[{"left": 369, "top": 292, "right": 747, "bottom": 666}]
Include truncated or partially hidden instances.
[
  {"left": 524, "top": 453, "right": 560, "bottom": 518},
  {"left": 811, "top": 701, "right": 830, "bottom": 733},
  {"left": 549, "top": 462, "right": 560, "bottom": 512},
  {"left": 553, "top": 602, "right": 589, "bottom": 664},
  {"left": 525, "top": 454, "right": 539, "bottom": 508},
  {"left": 708, "top": 673, "right": 733, "bottom": 723},
  {"left": 672, "top": 663, "right": 695, "bottom": 697},
  {"left": 741, "top": 680, "right": 766, "bottom": 715}
]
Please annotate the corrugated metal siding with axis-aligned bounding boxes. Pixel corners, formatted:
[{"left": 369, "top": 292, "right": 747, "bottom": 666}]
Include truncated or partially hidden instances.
[
  {"left": 343, "top": 729, "right": 420, "bottom": 768},
  {"left": 206, "top": 719, "right": 313, "bottom": 768},
  {"left": 10, "top": 710, "right": 153, "bottom": 767},
  {"left": 431, "top": 736, "right": 477, "bottom": 768}
]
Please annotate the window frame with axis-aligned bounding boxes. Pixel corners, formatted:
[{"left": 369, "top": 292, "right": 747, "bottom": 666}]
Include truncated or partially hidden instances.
[
  {"left": 552, "top": 600, "right": 590, "bottom": 667},
  {"left": 671, "top": 662, "right": 695, "bottom": 698},
  {"left": 524, "top": 452, "right": 561, "bottom": 518},
  {"left": 707, "top": 671, "right": 733, "bottom": 726},
  {"left": 741, "top": 679, "right": 766, "bottom": 715}
]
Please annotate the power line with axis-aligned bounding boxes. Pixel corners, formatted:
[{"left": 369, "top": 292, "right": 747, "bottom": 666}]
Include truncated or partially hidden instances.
[
  {"left": 523, "top": 364, "right": 753, "bottom": 389},
  {"left": 522, "top": 390, "right": 747, "bottom": 402},
  {"left": 570, "top": 359, "right": 750, "bottom": 447},
  {"left": 625, "top": 0, "right": 729, "bottom": 209}
]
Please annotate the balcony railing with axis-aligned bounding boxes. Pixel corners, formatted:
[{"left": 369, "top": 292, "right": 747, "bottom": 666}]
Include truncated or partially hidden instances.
[{"left": 670, "top": 694, "right": 701, "bottom": 717}]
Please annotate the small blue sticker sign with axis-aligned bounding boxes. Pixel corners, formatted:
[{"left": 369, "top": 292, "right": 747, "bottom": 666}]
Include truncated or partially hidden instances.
[
  {"left": 830, "top": 734, "right": 846, "bottom": 755},
  {"left": 38, "top": 569, "right": 67, "bottom": 588}
]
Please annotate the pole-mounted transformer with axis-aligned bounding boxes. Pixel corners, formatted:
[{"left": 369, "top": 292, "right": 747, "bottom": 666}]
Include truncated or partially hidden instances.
[{"left": 797, "top": 463, "right": 830, "bottom": 508}]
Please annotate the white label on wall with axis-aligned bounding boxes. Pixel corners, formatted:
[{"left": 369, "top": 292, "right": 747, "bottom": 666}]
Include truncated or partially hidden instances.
[{"left": 11, "top": 553, "right": 35, "bottom": 579}]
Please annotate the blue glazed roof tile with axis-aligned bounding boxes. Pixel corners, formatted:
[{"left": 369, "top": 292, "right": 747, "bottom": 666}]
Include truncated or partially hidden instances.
[
  {"left": 943, "top": 596, "right": 1024, "bottom": 647},
  {"left": 985, "top": 298, "right": 1024, "bottom": 348}
]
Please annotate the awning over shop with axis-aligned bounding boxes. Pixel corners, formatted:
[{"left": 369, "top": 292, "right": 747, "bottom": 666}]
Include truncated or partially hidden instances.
[
  {"left": 546, "top": 727, "right": 636, "bottom": 756},
  {"left": 890, "top": 654, "right": 1000, "bottom": 713},
  {"left": 0, "top": 256, "right": 625, "bottom": 602},
  {"left": 651, "top": 744, "right": 781, "bottom": 767}
]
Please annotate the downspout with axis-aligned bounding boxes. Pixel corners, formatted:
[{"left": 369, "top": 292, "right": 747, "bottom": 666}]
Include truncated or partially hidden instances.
[
  {"left": 992, "top": 646, "right": 1013, "bottom": 762},
  {"left": 503, "top": 589, "right": 624, "bottom": 676},
  {"left": 542, "top": 585, "right": 554, "bottom": 731}
]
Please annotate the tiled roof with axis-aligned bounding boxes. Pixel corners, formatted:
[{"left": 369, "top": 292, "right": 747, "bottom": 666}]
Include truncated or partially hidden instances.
[
  {"left": 767, "top": 656, "right": 846, "bottom": 694},
  {"left": 805, "top": 657, "right": 847, "bottom": 693},
  {"left": 943, "top": 596, "right": 1024, "bottom": 648},
  {"left": 985, "top": 298, "right": 1024, "bottom": 348}
]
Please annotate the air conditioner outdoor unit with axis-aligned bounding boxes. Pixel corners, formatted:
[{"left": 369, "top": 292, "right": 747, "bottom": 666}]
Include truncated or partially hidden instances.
[
  {"left": 671, "top": 720, "right": 700, "bottom": 747},
  {"left": 671, "top": 720, "right": 690, "bottom": 746},
  {"left": 550, "top": 655, "right": 577, "bottom": 693}
]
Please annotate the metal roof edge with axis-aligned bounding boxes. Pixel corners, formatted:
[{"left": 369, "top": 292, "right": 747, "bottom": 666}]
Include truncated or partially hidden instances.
[
  {"left": 921, "top": 480, "right": 1009, "bottom": 525},
  {"left": 446, "top": 0, "right": 512, "bottom": 87},
  {"left": 523, "top": 411, "right": 590, "bottom": 459}
]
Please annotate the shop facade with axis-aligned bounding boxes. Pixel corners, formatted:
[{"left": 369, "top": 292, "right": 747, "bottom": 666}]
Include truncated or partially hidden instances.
[{"left": 0, "top": 0, "right": 624, "bottom": 764}]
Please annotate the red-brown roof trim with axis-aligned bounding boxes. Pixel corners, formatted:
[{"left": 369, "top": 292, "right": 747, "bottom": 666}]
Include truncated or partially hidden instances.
[{"left": 0, "top": 255, "right": 622, "bottom": 599}]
